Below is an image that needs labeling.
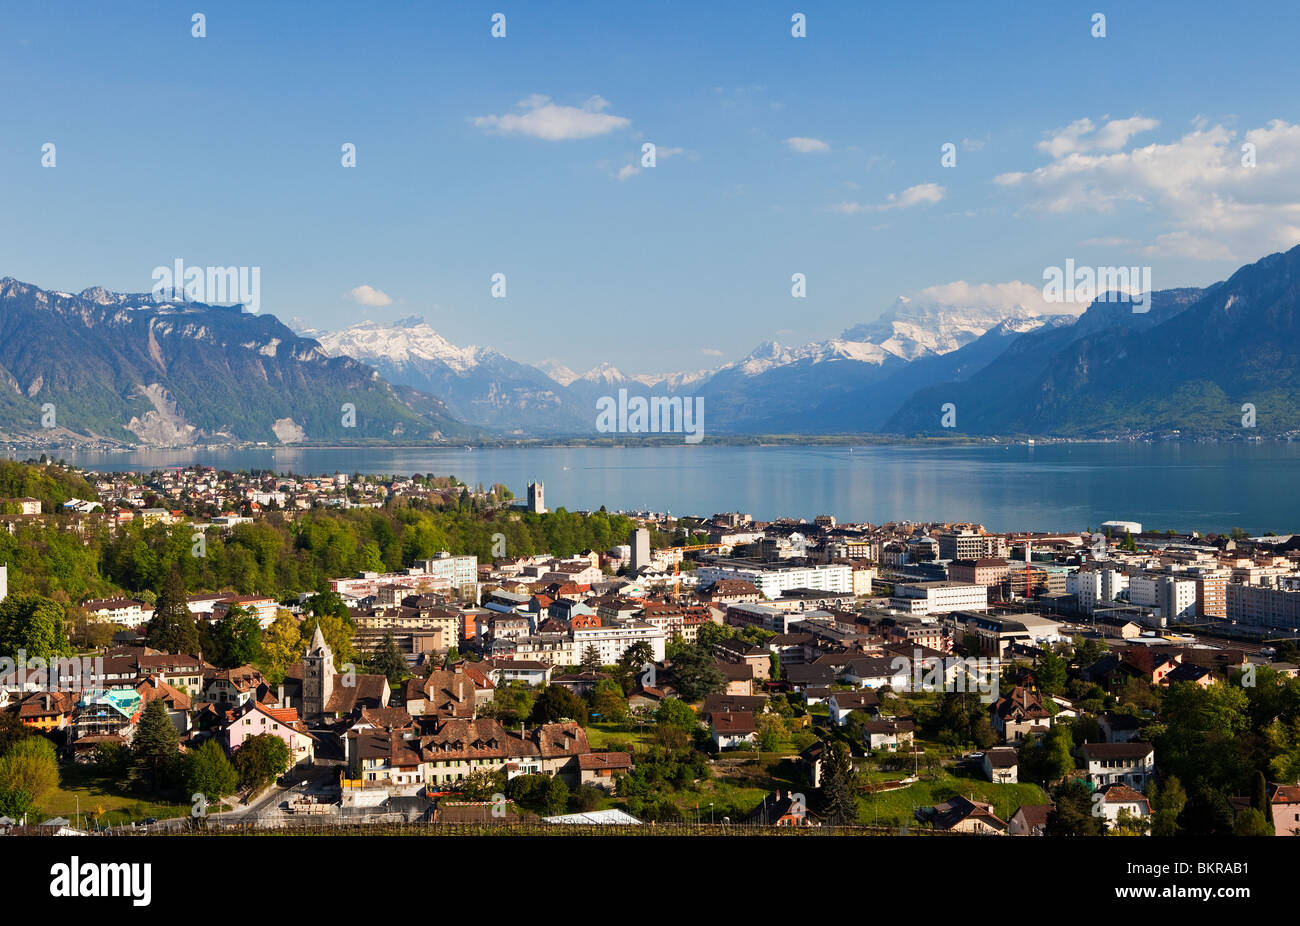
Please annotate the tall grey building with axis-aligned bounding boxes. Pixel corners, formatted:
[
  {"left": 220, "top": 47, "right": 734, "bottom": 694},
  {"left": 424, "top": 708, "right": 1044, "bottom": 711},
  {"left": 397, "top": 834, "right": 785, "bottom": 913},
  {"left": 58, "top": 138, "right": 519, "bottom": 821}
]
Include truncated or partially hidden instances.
[
  {"left": 630, "top": 528, "right": 651, "bottom": 572},
  {"left": 527, "top": 481, "right": 546, "bottom": 514}
]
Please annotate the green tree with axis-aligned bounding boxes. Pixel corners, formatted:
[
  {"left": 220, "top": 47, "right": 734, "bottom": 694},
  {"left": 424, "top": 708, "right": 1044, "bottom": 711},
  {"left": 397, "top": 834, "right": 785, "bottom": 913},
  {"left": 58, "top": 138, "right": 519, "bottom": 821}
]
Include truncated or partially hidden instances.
[
  {"left": 530, "top": 685, "right": 589, "bottom": 724},
  {"left": 590, "top": 678, "right": 628, "bottom": 723},
  {"left": 131, "top": 699, "right": 181, "bottom": 792},
  {"left": 505, "top": 772, "right": 558, "bottom": 812},
  {"left": 544, "top": 774, "right": 570, "bottom": 815},
  {"left": 820, "top": 741, "right": 859, "bottom": 825},
  {"left": 0, "top": 785, "right": 35, "bottom": 819},
  {"left": 92, "top": 741, "right": 129, "bottom": 777},
  {"left": 667, "top": 644, "right": 726, "bottom": 701},
  {"left": 695, "top": 622, "right": 734, "bottom": 650},
  {"left": 1071, "top": 635, "right": 1109, "bottom": 667},
  {"left": 570, "top": 783, "right": 603, "bottom": 812},
  {"left": 756, "top": 712, "right": 786, "bottom": 752},
  {"left": 0, "top": 735, "right": 59, "bottom": 811},
  {"left": 184, "top": 739, "right": 238, "bottom": 801},
  {"left": 369, "top": 631, "right": 409, "bottom": 686},
  {"left": 1250, "top": 770, "right": 1270, "bottom": 817},
  {"left": 1150, "top": 775, "right": 1187, "bottom": 836},
  {"left": 259, "top": 609, "right": 305, "bottom": 685},
  {"left": 655, "top": 697, "right": 697, "bottom": 731},
  {"left": 210, "top": 605, "right": 263, "bottom": 668},
  {"left": 484, "top": 683, "right": 535, "bottom": 725},
  {"left": 618, "top": 640, "right": 655, "bottom": 675},
  {"left": 0, "top": 594, "right": 71, "bottom": 661},
  {"left": 1037, "top": 651, "right": 1068, "bottom": 695},
  {"left": 1234, "top": 807, "right": 1274, "bottom": 836},
  {"left": 1038, "top": 723, "right": 1077, "bottom": 784},
  {"left": 460, "top": 768, "right": 505, "bottom": 801},
  {"left": 145, "top": 567, "right": 199, "bottom": 655},
  {"left": 233, "top": 733, "right": 291, "bottom": 792},
  {"left": 1045, "top": 780, "right": 1103, "bottom": 835},
  {"left": 299, "top": 612, "right": 356, "bottom": 667}
]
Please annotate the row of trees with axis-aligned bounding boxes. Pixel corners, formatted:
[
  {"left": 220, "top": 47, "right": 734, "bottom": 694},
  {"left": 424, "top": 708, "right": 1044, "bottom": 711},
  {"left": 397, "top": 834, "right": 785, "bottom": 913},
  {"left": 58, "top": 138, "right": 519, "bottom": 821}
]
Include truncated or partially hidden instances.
[{"left": 0, "top": 459, "right": 646, "bottom": 608}]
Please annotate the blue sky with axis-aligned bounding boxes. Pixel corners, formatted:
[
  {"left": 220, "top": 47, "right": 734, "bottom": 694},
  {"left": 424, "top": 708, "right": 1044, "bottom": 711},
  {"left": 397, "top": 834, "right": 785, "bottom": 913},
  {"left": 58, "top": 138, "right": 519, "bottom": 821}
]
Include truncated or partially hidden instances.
[{"left": 3, "top": 0, "right": 1299, "bottom": 374}]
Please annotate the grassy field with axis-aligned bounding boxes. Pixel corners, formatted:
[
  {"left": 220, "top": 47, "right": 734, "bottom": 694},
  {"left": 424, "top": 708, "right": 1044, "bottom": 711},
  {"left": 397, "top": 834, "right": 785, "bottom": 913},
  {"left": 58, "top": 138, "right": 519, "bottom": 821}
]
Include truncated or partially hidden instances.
[
  {"left": 584, "top": 721, "right": 657, "bottom": 751},
  {"left": 856, "top": 770, "right": 1047, "bottom": 827},
  {"left": 39, "top": 763, "right": 191, "bottom": 827}
]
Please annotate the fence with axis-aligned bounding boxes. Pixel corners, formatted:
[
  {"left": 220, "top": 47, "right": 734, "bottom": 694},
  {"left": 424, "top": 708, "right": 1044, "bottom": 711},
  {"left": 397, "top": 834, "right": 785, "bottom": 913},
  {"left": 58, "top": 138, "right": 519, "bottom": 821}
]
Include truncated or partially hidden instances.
[{"left": 112, "top": 819, "right": 964, "bottom": 837}]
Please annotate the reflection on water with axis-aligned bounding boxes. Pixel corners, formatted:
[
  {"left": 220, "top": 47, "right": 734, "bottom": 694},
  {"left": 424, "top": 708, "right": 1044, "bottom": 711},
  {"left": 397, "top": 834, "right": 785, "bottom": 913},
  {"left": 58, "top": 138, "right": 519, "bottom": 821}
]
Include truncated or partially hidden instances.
[{"left": 39, "top": 441, "right": 1300, "bottom": 534}]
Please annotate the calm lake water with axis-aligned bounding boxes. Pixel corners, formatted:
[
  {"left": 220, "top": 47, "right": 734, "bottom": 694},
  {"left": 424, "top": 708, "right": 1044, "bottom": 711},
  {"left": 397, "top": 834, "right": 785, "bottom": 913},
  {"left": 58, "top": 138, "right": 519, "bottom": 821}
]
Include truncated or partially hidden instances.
[{"left": 41, "top": 442, "right": 1300, "bottom": 535}]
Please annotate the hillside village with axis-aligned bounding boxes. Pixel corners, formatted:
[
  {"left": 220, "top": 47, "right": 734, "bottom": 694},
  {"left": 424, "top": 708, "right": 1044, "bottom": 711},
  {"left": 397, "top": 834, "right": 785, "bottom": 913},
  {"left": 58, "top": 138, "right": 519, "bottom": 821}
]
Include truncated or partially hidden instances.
[{"left": 0, "top": 463, "right": 1298, "bottom": 835}]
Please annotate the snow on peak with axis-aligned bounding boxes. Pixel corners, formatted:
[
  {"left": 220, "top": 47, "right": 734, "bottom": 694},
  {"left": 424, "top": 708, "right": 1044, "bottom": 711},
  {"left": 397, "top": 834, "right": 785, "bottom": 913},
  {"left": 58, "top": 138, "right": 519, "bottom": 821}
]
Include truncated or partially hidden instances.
[
  {"left": 316, "top": 319, "right": 494, "bottom": 374},
  {"left": 536, "top": 358, "right": 580, "bottom": 386}
]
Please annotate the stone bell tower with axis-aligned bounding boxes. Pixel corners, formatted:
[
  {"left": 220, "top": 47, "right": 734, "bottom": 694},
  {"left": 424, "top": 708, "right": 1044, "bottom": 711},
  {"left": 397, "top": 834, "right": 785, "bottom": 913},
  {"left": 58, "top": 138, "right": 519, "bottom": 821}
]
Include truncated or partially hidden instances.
[{"left": 302, "top": 623, "right": 335, "bottom": 722}]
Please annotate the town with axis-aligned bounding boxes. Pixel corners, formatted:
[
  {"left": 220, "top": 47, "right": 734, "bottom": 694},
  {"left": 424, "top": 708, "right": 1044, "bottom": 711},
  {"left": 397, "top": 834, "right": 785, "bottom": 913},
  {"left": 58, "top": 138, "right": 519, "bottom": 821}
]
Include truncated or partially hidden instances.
[{"left": 0, "top": 458, "right": 1296, "bottom": 837}]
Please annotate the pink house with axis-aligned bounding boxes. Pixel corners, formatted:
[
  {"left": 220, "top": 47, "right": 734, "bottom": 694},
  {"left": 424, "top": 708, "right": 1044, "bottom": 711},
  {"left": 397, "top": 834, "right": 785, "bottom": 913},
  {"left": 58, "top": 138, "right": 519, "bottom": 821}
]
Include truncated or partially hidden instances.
[{"left": 223, "top": 701, "right": 316, "bottom": 767}]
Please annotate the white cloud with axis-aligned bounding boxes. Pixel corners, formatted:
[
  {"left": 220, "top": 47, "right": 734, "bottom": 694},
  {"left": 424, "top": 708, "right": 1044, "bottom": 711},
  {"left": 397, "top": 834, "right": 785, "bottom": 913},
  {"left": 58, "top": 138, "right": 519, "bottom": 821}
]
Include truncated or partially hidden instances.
[
  {"left": 913, "top": 279, "right": 1072, "bottom": 315},
  {"left": 700, "top": 347, "right": 724, "bottom": 356},
  {"left": 617, "top": 164, "right": 640, "bottom": 182},
  {"left": 347, "top": 285, "right": 392, "bottom": 307},
  {"left": 1000, "top": 117, "right": 1300, "bottom": 260},
  {"left": 785, "top": 137, "right": 830, "bottom": 154},
  {"left": 833, "top": 183, "right": 946, "bottom": 214},
  {"left": 473, "top": 95, "right": 631, "bottom": 141},
  {"left": 1035, "top": 115, "right": 1158, "bottom": 158}
]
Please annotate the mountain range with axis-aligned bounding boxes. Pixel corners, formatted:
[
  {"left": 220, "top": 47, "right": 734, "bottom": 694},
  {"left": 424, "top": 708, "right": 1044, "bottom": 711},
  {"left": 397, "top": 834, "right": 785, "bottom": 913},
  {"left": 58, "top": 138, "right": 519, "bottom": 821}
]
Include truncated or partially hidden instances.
[
  {"left": 0, "top": 279, "right": 474, "bottom": 445},
  {"left": 310, "top": 297, "right": 1076, "bottom": 436},
  {"left": 6, "top": 244, "right": 1300, "bottom": 444}
]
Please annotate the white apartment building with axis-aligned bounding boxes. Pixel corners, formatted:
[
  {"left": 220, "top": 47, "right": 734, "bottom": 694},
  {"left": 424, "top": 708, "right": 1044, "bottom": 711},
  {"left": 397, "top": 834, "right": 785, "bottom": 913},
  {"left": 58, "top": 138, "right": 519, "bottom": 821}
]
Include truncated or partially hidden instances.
[
  {"left": 572, "top": 619, "right": 667, "bottom": 664},
  {"left": 1227, "top": 583, "right": 1300, "bottom": 630},
  {"left": 82, "top": 597, "right": 154, "bottom": 628},
  {"left": 1128, "top": 574, "right": 1197, "bottom": 623},
  {"left": 1068, "top": 567, "right": 1130, "bottom": 614},
  {"left": 694, "top": 562, "right": 853, "bottom": 601},
  {"left": 938, "top": 531, "right": 1007, "bottom": 561},
  {"left": 418, "top": 553, "right": 479, "bottom": 591},
  {"left": 512, "top": 635, "right": 577, "bottom": 666},
  {"left": 889, "top": 581, "right": 989, "bottom": 615}
]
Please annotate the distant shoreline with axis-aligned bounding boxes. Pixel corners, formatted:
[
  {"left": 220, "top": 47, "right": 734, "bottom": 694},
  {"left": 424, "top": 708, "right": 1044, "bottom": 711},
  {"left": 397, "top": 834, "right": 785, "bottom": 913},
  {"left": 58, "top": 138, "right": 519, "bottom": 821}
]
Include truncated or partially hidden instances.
[{"left": 1, "top": 433, "right": 1291, "bottom": 455}]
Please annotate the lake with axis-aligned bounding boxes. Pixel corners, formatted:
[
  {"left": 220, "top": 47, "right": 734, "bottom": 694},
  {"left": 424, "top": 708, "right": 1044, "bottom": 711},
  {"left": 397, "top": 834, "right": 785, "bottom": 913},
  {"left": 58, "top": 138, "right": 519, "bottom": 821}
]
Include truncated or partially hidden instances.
[{"left": 38, "top": 441, "right": 1300, "bottom": 535}]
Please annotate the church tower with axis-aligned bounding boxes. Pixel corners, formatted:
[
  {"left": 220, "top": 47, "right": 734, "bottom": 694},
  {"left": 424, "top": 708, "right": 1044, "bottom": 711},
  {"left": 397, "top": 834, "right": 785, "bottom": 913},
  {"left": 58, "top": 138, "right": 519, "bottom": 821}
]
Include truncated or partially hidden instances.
[{"left": 303, "top": 624, "right": 335, "bottom": 722}]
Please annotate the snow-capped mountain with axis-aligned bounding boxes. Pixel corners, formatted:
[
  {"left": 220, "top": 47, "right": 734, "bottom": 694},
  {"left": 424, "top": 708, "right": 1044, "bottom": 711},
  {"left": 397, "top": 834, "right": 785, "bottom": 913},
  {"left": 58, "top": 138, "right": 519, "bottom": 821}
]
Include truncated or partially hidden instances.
[
  {"left": 839, "top": 297, "right": 1056, "bottom": 360},
  {"left": 535, "top": 358, "right": 580, "bottom": 387},
  {"left": 560, "top": 361, "right": 714, "bottom": 409},
  {"left": 697, "top": 298, "right": 1077, "bottom": 433},
  {"left": 315, "top": 317, "right": 589, "bottom": 434},
  {"left": 317, "top": 316, "right": 497, "bottom": 375},
  {"left": 309, "top": 296, "right": 1078, "bottom": 435}
]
